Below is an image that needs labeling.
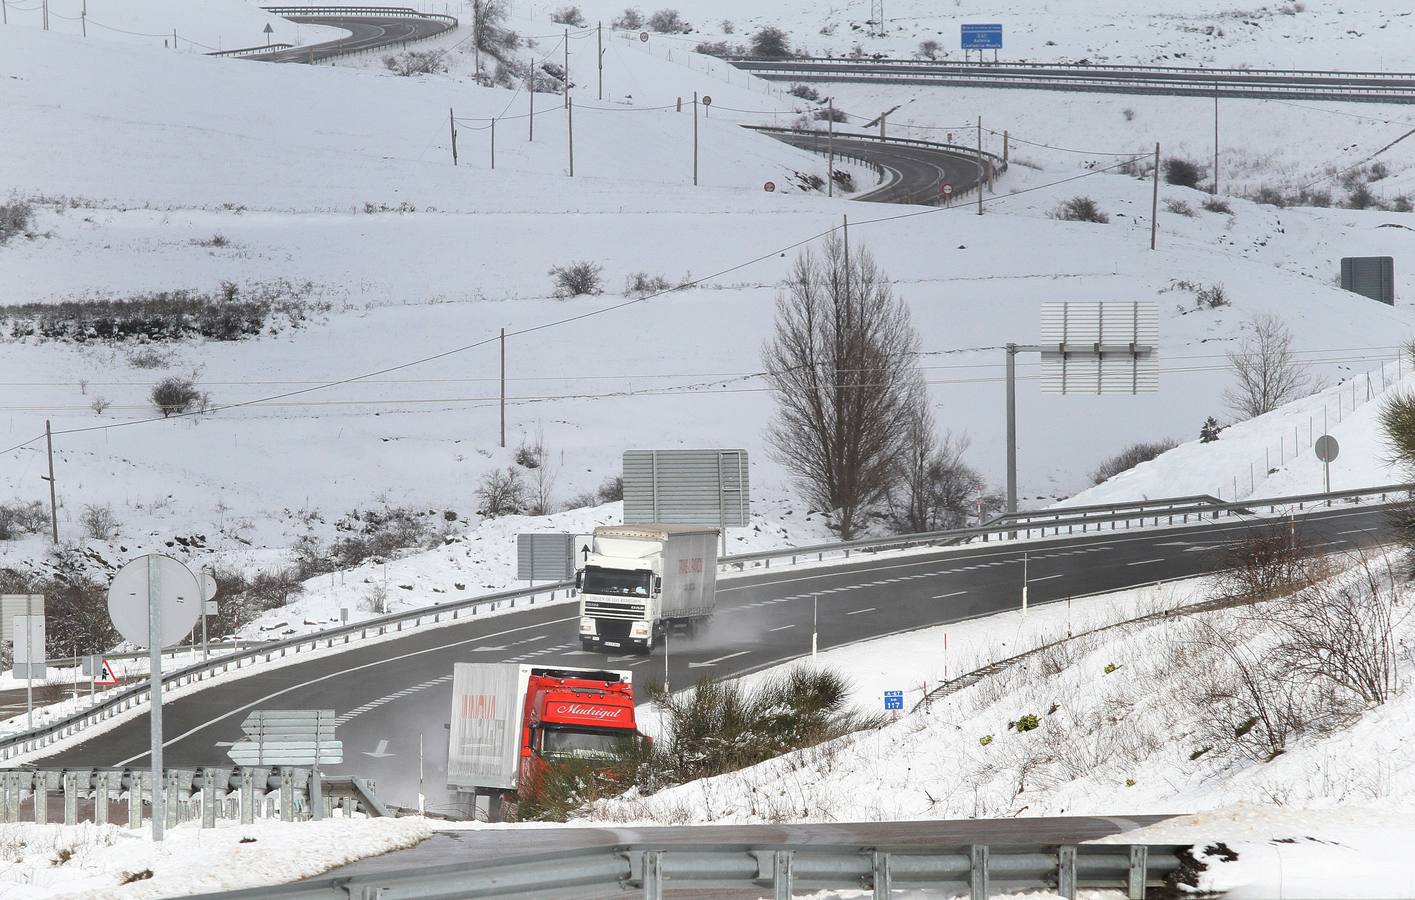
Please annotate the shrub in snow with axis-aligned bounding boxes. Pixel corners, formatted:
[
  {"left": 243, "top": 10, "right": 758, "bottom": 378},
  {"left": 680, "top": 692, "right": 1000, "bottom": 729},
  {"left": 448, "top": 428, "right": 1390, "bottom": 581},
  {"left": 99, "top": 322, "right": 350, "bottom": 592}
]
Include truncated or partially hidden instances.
[
  {"left": 647, "top": 8, "right": 690, "bottom": 33},
  {"left": 695, "top": 41, "right": 740, "bottom": 58},
  {"left": 979, "top": 734, "right": 993, "bottom": 746},
  {"left": 1195, "top": 283, "right": 1229, "bottom": 309},
  {"left": 611, "top": 7, "right": 644, "bottom": 30},
  {"left": 1052, "top": 196, "right": 1109, "bottom": 224},
  {"left": 0, "top": 500, "right": 47, "bottom": 540},
  {"left": 750, "top": 26, "right": 792, "bottom": 58},
  {"left": 1250, "top": 185, "right": 1286, "bottom": 207},
  {"left": 477, "top": 467, "right": 529, "bottom": 517},
  {"left": 915, "top": 40, "right": 941, "bottom": 60},
  {"left": 830, "top": 169, "right": 856, "bottom": 192},
  {"left": 788, "top": 84, "right": 820, "bottom": 101},
  {"left": 79, "top": 503, "right": 120, "bottom": 540},
  {"left": 597, "top": 474, "right": 624, "bottom": 502},
  {"left": 0, "top": 200, "right": 34, "bottom": 244},
  {"left": 1346, "top": 183, "right": 1379, "bottom": 210},
  {"left": 550, "top": 5, "right": 586, "bottom": 26},
  {"left": 813, "top": 106, "right": 848, "bottom": 123},
  {"left": 1202, "top": 196, "right": 1233, "bottom": 214},
  {"left": 1164, "top": 198, "right": 1195, "bottom": 217},
  {"left": 150, "top": 375, "right": 201, "bottom": 417},
  {"left": 1199, "top": 416, "right": 1223, "bottom": 443},
  {"left": 1009, "top": 713, "right": 1040, "bottom": 732},
  {"left": 1163, "top": 157, "right": 1203, "bottom": 189},
  {"left": 625, "top": 271, "right": 674, "bottom": 298},
  {"left": 90, "top": 396, "right": 111, "bottom": 415},
  {"left": 720, "top": 19, "right": 735, "bottom": 34},
  {"left": 383, "top": 50, "right": 446, "bottom": 76},
  {"left": 1089, "top": 439, "right": 1177, "bottom": 485},
  {"left": 550, "top": 260, "right": 604, "bottom": 298}
]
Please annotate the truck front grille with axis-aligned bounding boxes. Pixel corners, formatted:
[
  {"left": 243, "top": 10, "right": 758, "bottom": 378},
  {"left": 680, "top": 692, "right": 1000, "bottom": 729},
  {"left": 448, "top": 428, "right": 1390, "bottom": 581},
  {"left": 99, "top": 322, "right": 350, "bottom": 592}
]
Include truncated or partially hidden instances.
[{"left": 585, "top": 600, "right": 646, "bottom": 620}]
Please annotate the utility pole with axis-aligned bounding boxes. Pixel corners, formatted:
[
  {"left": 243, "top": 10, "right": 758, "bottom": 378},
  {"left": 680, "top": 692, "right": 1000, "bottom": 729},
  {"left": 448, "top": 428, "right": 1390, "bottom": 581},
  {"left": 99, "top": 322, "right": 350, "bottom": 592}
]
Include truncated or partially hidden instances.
[
  {"left": 449, "top": 108, "right": 458, "bottom": 165},
  {"left": 564, "top": 28, "right": 570, "bottom": 108},
  {"left": 528, "top": 57, "right": 534, "bottom": 141},
  {"left": 81, "top": 0, "right": 86, "bottom": 36},
  {"left": 3, "top": 1, "right": 8, "bottom": 28},
  {"left": 567, "top": 95, "right": 574, "bottom": 176},
  {"left": 1005, "top": 345, "right": 1017, "bottom": 513},
  {"left": 692, "top": 91, "right": 699, "bottom": 186},
  {"left": 879, "top": 111, "right": 886, "bottom": 139},
  {"left": 42, "top": 0, "right": 47, "bottom": 30},
  {"left": 1002, "top": 129, "right": 1008, "bottom": 167},
  {"left": 490, "top": 117, "right": 496, "bottom": 169},
  {"left": 1150, "top": 142, "right": 1160, "bottom": 251},
  {"left": 499, "top": 328, "right": 506, "bottom": 448},
  {"left": 1213, "top": 88, "right": 1220, "bottom": 195},
  {"left": 147, "top": 555, "right": 165, "bottom": 842},
  {"left": 827, "top": 99, "right": 835, "bottom": 197},
  {"left": 597, "top": 21, "right": 603, "bottom": 100},
  {"left": 976, "top": 116, "right": 984, "bottom": 216},
  {"left": 43, "top": 420, "right": 57, "bottom": 542}
]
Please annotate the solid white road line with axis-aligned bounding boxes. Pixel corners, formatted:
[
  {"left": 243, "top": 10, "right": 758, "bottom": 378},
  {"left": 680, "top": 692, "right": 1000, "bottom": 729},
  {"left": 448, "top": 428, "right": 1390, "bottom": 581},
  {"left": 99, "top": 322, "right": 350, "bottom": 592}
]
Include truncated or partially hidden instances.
[
  {"left": 769, "top": 624, "right": 796, "bottom": 632},
  {"left": 1126, "top": 558, "right": 1166, "bottom": 566},
  {"left": 846, "top": 607, "right": 877, "bottom": 615},
  {"left": 931, "top": 590, "right": 968, "bottom": 599},
  {"left": 1029, "top": 574, "right": 1064, "bottom": 582}
]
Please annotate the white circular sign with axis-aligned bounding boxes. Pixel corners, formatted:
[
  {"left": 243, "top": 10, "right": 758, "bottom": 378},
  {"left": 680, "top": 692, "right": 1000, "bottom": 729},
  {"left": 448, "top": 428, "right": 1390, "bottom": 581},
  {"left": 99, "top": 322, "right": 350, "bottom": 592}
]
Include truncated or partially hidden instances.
[
  {"left": 202, "top": 571, "right": 219, "bottom": 599},
  {"left": 639, "top": 31, "right": 649, "bottom": 42},
  {"left": 941, "top": 183, "right": 954, "bottom": 195},
  {"left": 1315, "top": 434, "right": 1340, "bottom": 463},
  {"left": 702, "top": 95, "right": 712, "bottom": 106},
  {"left": 763, "top": 181, "right": 777, "bottom": 192},
  {"left": 106, "top": 555, "right": 202, "bottom": 649}
]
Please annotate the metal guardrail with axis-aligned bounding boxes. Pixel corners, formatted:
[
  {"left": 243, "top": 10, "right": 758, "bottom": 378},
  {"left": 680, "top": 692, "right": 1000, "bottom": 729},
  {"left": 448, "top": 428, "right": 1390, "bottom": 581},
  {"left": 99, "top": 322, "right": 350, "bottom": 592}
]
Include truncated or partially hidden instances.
[
  {"left": 2, "top": 483, "right": 1406, "bottom": 762},
  {"left": 989, "top": 494, "right": 1224, "bottom": 528},
  {"left": 208, "top": 42, "right": 294, "bottom": 58},
  {"left": 190, "top": 839, "right": 1187, "bottom": 899},
  {"left": 257, "top": 6, "right": 458, "bottom": 65},
  {"left": 0, "top": 767, "right": 385, "bottom": 829},
  {"left": 732, "top": 55, "right": 1415, "bottom": 82},
  {"left": 728, "top": 57, "right": 1415, "bottom": 103}
]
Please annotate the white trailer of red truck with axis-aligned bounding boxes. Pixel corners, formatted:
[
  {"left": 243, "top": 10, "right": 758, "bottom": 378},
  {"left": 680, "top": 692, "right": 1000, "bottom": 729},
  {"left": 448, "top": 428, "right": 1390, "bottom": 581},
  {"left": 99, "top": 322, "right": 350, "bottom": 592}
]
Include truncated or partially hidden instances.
[{"left": 576, "top": 524, "right": 718, "bottom": 653}]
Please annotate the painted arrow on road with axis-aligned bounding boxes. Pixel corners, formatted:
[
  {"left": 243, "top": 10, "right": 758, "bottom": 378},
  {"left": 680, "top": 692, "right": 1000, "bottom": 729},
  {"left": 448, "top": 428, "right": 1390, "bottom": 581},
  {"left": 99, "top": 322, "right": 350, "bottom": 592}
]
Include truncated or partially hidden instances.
[
  {"left": 688, "top": 650, "right": 751, "bottom": 669},
  {"left": 362, "top": 739, "right": 395, "bottom": 758}
]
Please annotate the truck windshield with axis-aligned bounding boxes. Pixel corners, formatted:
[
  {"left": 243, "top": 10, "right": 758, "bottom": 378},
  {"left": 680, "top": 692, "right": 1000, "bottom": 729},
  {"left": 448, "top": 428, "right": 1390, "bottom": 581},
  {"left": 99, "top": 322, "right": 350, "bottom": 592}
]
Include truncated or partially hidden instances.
[
  {"left": 583, "top": 567, "right": 651, "bottom": 597},
  {"left": 540, "top": 728, "right": 633, "bottom": 760}
]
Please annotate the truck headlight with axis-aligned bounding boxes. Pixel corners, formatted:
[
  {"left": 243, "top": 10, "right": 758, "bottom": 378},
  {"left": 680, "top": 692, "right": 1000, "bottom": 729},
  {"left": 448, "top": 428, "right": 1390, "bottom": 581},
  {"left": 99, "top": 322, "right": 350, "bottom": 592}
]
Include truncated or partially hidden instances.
[
  {"left": 580, "top": 617, "right": 596, "bottom": 635},
  {"left": 630, "top": 621, "right": 649, "bottom": 638}
]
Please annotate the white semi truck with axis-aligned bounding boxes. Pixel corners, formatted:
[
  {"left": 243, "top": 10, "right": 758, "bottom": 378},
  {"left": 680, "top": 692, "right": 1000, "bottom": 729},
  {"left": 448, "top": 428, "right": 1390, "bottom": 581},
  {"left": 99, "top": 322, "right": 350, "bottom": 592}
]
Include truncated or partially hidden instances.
[{"left": 576, "top": 524, "right": 719, "bottom": 653}]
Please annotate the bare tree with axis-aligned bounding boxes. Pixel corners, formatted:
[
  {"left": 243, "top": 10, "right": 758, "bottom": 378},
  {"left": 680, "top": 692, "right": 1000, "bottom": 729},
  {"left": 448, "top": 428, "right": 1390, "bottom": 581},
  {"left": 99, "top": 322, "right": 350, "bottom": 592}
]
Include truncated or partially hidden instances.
[
  {"left": 763, "top": 235, "right": 923, "bottom": 539},
  {"left": 1224, "top": 314, "right": 1312, "bottom": 420},
  {"left": 896, "top": 408, "right": 982, "bottom": 533}
]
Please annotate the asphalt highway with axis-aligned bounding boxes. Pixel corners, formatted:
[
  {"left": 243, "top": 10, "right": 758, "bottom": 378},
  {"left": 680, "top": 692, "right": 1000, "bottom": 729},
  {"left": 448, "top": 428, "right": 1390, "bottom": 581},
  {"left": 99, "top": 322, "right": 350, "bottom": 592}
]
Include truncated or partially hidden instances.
[
  {"left": 765, "top": 131, "right": 984, "bottom": 205},
  {"left": 260, "top": 15, "right": 451, "bottom": 64},
  {"left": 35, "top": 504, "right": 1394, "bottom": 810}
]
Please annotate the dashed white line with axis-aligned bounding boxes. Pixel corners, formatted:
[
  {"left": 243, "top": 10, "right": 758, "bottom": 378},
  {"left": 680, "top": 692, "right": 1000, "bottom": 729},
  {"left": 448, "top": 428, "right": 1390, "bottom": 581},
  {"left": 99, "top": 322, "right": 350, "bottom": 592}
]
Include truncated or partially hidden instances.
[
  {"left": 846, "top": 607, "right": 877, "bottom": 615},
  {"left": 1126, "top": 558, "right": 1166, "bottom": 566},
  {"left": 1029, "top": 574, "right": 1064, "bottom": 582},
  {"left": 932, "top": 590, "right": 967, "bottom": 599},
  {"left": 769, "top": 624, "right": 796, "bottom": 632}
]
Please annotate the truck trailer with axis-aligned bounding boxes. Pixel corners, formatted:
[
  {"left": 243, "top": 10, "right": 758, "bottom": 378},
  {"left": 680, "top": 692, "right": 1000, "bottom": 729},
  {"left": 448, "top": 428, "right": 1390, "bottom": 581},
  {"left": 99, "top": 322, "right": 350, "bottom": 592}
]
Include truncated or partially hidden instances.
[
  {"left": 446, "top": 663, "right": 640, "bottom": 816},
  {"left": 577, "top": 523, "right": 719, "bottom": 653}
]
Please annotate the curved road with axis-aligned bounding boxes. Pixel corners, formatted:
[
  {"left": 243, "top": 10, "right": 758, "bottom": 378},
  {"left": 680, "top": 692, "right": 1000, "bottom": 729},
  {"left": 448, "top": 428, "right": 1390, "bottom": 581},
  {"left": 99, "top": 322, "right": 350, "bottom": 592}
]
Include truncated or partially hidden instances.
[
  {"left": 34, "top": 503, "right": 1394, "bottom": 811},
  {"left": 766, "top": 130, "right": 986, "bottom": 206},
  {"left": 259, "top": 13, "right": 452, "bottom": 64}
]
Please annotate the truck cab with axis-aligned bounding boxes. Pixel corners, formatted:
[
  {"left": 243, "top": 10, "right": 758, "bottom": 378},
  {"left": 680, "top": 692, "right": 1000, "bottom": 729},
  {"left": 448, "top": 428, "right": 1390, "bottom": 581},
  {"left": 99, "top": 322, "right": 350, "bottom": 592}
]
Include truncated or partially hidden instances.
[
  {"left": 517, "top": 669, "right": 638, "bottom": 804},
  {"left": 577, "top": 524, "right": 718, "bottom": 654}
]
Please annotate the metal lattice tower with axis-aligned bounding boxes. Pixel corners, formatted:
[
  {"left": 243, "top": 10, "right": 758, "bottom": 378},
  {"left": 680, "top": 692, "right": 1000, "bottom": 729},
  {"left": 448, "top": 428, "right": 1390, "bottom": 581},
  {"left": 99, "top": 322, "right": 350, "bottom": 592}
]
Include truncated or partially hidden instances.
[{"left": 869, "top": 0, "right": 884, "bottom": 36}]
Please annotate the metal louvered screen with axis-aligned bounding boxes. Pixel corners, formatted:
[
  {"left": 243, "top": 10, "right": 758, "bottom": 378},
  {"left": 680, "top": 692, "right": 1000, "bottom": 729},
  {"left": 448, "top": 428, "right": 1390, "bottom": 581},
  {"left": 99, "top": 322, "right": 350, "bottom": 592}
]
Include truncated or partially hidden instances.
[
  {"left": 516, "top": 534, "right": 575, "bottom": 581},
  {"left": 622, "top": 450, "right": 750, "bottom": 527},
  {"left": 1039, "top": 301, "right": 1158, "bottom": 394}
]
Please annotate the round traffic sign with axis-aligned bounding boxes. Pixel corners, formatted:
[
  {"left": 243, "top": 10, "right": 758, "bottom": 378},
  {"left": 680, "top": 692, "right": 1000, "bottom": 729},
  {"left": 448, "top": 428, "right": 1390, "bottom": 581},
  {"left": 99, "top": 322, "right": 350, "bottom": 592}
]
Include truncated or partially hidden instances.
[
  {"left": 764, "top": 181, "right": 777, "bottom": 192},
  {"left": 941, "top": 183, "right": 954, "bottom": 195},
  {"left": 1315, "top": 434, "right": 1340, "bottom": 463},
  {"left": 106, "top": 555, "right": 202, "bottom": 649},
  {"left": 639, "top": 31, "right": 649, "bottom": 42},
  {"left": 702, "top": 95, "right": 712, "bottom": 106}
]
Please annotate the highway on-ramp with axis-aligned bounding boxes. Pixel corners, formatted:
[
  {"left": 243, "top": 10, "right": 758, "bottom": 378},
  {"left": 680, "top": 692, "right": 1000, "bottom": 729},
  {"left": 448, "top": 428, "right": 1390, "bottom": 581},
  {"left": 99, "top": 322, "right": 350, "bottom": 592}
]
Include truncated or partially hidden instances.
[
  {"left": 255, "top": 10, "right": 454, "bottom": 64},
  {"left": 33, "top": 504, "right": 1393, "bottom": 810},
  {"left": 765, "top": 130, "right": 986, "bottom": 205}
]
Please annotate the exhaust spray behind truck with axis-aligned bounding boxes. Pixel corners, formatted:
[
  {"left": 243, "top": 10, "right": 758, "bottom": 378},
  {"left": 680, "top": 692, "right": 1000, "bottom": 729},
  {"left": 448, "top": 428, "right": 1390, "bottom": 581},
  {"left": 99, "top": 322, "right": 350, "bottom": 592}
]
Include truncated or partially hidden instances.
[
  {"left": 446, "top": 663, "right": 639, "bottom": 817},
  {"left": 577, "top": 524, "right": 719, "bottom": 653}
]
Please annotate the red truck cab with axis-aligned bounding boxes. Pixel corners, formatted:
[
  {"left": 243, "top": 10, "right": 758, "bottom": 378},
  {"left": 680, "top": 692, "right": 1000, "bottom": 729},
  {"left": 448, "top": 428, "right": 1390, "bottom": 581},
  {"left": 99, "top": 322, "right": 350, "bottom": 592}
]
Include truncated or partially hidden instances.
[{"left": 517, "top": 669, "right": 639, "bottom": 801}]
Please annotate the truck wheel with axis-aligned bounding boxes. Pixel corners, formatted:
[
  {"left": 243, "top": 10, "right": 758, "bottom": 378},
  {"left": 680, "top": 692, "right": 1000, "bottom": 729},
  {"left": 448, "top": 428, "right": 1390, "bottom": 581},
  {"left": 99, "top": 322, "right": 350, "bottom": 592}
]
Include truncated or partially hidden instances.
[{"left": 580, "top": 639, "right": 596, "bottom": 652}]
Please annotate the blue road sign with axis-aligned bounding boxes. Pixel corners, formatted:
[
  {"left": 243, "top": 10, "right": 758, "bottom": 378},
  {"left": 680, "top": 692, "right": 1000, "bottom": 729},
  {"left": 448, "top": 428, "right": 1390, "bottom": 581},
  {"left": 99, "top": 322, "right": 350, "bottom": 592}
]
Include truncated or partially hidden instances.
[
  {"left": 961, "top": 24, "right": 1003, "bottom": 50},
  {"left": 884, "top": 690, "right": 904, "bottom": 711}
]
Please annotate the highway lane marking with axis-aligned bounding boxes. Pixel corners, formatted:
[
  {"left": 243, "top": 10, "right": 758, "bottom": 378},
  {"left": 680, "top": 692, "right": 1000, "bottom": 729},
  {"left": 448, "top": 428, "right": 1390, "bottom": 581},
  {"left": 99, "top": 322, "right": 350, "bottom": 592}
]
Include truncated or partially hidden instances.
[
  {"left": 113, "top": 615, "right": 580, "bottom": 767},
  {"left": 1126, "top": 558, "right": 1166, "bottom": 566},
  {"left": 769, "top": 624, "right": 796, "bottom": 632},
  {"left": 1029, "top": 574, "right": 1064, "bottom": 581},
  {"left": 1337, "top": 529, "right": 1371, "bottom": 535},
  {"left": 931, "top": 591, "right": 967, "bottom": 599},
  {"left": 846, "top": 608, "right": 877, "bottom": 615}
]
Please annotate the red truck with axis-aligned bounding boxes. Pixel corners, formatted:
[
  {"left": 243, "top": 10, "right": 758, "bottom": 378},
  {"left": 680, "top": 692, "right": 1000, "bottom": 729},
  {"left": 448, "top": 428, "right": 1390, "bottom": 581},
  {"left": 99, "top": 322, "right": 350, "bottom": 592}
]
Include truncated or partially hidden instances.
[{"left": 447, "top": 663, "right": 640, "bottom": 816}]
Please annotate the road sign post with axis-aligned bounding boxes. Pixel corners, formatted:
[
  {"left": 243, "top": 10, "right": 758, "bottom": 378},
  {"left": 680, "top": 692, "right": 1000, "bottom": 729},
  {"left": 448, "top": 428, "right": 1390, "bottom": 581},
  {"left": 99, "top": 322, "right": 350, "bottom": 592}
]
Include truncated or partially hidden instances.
[
  {"left": 1315, "top": 434, "right": 1339, "bottom": 498},
  {"left": 147, "top": 555, "right": 164, "bottom": 841}
]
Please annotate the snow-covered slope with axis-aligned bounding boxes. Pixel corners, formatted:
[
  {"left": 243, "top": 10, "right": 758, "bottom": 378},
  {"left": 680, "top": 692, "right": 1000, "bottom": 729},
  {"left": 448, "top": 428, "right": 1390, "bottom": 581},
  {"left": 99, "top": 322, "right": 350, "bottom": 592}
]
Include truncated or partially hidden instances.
[{"left": 0, "top": 0, "right": 344, "bottom": 51}]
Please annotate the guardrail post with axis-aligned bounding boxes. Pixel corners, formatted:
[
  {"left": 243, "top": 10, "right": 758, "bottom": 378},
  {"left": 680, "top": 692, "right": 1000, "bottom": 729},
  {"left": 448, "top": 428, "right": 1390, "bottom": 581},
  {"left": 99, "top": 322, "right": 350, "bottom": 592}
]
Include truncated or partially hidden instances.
[
  {"left": 642, "top": 849, "right": 664, "bottom": 900},
  {"left": 773, "top": 850, "right": 794, "bottom": 900},
  {"left": 129, "top": 772, "right": 146, "bottom": 829},
  {"left": 34, "top": 772, "right": 49, "bottom": 824},
  {"left": 970, "top": 845, "right": 989, "bottom": 899},
  {"left": 203, "top": 775, "right": 218, "bottom": 828},
  {"left": 1127, "top": 845, "right": 1148, "bottom": 899},
  {"left": 1058, "top": 845, "right": 1077, "bottom": 899},
  {"left": 240, "top": 770, "right": 255, "bottom": 825},
  {"left": 63, "top": 771, "right": 79, "bottom": 825},
  {"left": 872, "top": 851, "right": 892, "bottom": 899},
  {"left": 166, "top": 771, "right": 181, "bottom": 830},
  {"left": 280, "top": 771, "right": 295, "bottom": 822},
  {"left": 94, "top": 771, "right": 110, "bottom": 826}
]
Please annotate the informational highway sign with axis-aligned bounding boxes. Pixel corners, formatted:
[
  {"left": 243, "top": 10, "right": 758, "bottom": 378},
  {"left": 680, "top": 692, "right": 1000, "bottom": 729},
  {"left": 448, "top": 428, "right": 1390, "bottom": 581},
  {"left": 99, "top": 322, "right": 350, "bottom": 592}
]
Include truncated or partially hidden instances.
[
  {"left": 961, "top": 23, "right": 1002, "bottom": 50},
  {"left": 1, "top": 595, "right": 43, "bottom": 671},
  {"left": 1039, "top": 301, "right": 1158, "bottom": 394},
  {"left": 884, "top": 690, "right": 904, "bottom": 711},
  {"left": 623, "top": 449, "right": 750, "bottom": 528},
  {"left": 226, "top": 709, "right": 341, "bottom": 766},
  {"left": 516, "top": 533, "right": 576, "bottom": 581}
]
